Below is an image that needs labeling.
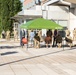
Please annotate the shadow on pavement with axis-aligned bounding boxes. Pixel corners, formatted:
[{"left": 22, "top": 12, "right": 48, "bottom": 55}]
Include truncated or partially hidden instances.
[
  {"left": 0, "top": 47, "right": 76, "bottom": 66},
  {"left": 66, "top": 47, "right": 76, "bottom": 50},
  {"left": 0, "top": 46, "right": 21, "bottom": 49},
  {"left": 1, "top": 51, "right": 18, "bottom": 56}
]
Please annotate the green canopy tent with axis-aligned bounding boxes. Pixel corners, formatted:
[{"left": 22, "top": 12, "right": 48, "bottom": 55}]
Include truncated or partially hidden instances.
[
  {"left": 20, "top": 18, "right": 63, "bottom": 29},
  {"left": 20, "top": 18, "right": 63, "bottom": 49}
]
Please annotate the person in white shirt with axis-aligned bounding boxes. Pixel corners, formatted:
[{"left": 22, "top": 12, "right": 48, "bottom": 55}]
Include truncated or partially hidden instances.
[{"left": 29, "top": 30, "right": 35, "bottom": 47}]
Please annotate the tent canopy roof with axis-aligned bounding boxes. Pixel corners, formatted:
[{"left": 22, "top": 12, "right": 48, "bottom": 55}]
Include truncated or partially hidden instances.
[{"left": 20, "top": 18, "right": 63, "bottom": 30}]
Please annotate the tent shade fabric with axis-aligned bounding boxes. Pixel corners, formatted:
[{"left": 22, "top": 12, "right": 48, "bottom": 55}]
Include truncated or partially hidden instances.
[{"left": 20, "top": 18, "right": 63, "bottom": 29}]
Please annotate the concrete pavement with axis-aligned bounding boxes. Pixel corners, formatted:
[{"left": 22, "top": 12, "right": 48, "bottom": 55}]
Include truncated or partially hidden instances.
[{"left": 0, "top": 39, "right": 76, "bottom": 75}]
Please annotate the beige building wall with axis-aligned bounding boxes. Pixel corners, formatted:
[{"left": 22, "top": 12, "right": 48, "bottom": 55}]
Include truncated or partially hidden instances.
[
  {"left": 64, "top": 0, "right": 76, "bottom": 4},
  {"left": 48, "top": 6, "right": 69, "bottom": 20},
  {"left": 69, "top": 8, "right": 76, "bottom": 37}
]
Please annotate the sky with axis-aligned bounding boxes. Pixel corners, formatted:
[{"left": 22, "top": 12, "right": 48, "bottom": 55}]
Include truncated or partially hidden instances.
[
  {"left": 20, "top": 0, "right": 24, "bottom": 2},
  {"left": 20, "top": 0, "right": 24, "bottom": 9}
]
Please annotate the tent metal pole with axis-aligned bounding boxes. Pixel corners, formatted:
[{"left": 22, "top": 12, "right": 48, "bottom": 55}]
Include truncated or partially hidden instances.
[
  {"left": 26, "top": 29, "right": 28, "bottom": 50},
  {"left": 62, "top": 35, "right": 65, "bottom": 50}
]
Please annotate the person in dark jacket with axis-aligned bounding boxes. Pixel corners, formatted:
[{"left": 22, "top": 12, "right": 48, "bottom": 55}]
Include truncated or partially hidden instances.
[
  {"left": 56, "top": 34, "right": 62, "bottom": 48},
  {"left": 52, "top": 29, "right": 58, "bottom": 47},
  {"left": 20, "top": 29, "right": 27, "bottom": 46},
  {"left": 46, "top": 29, "right": 52, "bottom": 38},
  {"left": 45, "top": 35, "right": 52, "bottom": 48},
  {"left": 20, "top": 30, "right": 23, "bottom": 46}
]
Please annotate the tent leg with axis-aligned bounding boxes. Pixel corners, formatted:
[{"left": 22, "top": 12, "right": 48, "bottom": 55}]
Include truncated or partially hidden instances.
[
  {"left": 62, "top": 38, "right": 65, "bottom": 50},
  {"left": 26, "top": 29, "right": 28, "bottom": 51}
]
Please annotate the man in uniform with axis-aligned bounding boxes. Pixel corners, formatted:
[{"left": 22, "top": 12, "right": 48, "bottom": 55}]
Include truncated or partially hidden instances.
[
  {"left": 65, "top": 28, "right": 70, "bottom": 37},
  {"left": 6, "top": 30, "right": 10, "bottom": 40},
  {"left": 73, "top": 28, "right": 76, "bottom": 41},
  {"left": 14, "top": 29, "right": 18, "bottom": 41}
]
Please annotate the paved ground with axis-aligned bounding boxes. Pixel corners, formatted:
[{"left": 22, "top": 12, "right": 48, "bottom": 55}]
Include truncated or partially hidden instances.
[{"left": 0, "top": 39, "right": 76, "bottom": 75}]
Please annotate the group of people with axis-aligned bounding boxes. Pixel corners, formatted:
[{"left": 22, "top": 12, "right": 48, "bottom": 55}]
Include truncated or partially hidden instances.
[
  {"left": 1, "top": 30, "right": 10, "bottom": 40},
  {"left": 1, "top": 28, "right": 75, "bottom": 48},
  {"left": 23, "top": 28, "right": 76, "bottom": 48},
  {"left": 1, "top": 29, "right": 18, "bottom": 41},
  {"left": 45, "top": 28, "right": 76, "bottom": 48},
  {"left": 21, "top": 29, "right": 63, "bottom": 48},
  {"left": 45, "top": 29, "right": 62, "bottom": 48},
  {"left": 20, "top": 29, "right": 40, "bottom": 48},
  {"left": 64, "top": 28, "right": 76, "bottom": 48}
]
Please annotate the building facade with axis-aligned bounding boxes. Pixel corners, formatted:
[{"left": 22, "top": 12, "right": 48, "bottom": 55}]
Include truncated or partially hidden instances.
[{"left": 14, "top": 0, "right": 76, "bottom": 37}]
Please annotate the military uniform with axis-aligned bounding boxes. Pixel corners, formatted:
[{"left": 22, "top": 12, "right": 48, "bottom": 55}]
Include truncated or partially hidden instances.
[
  {"left": 65, "top": 29, "right": 70, "bottom": 37},
  {"left": 34, "top": 33, "right": 40, "bottom": 48},
  {"left": 14, "top": 30, "right": 18, "bottom": 41},
  {"left": 73, "top": 28, "right": 76, "bottom": 41},
  {"left": 6, "top": 30, "right": 10, "bottom": 40},
  {"left": 38, "top": 30, "right": 43, "bottom": 42},
  {"left": 65, "top": 35, "right": 73, "bottom": 48}
]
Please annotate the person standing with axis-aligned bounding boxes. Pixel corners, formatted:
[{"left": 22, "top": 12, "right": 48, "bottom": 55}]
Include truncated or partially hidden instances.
[
  {"left": 22, "top": 29, "right": 25, "bottom": 38},
  {"left": 29, "top": 30, "right": 35, "bottom": 47},
  {"left": 20, "top": 29, "right": 27, "bottom": 47},
  {"left": 45, "top": 34, "right": 52, "bottom": 48},
  {"left": 14, "top": 29, "right": 18, "bottom": 41},
  {"left": 65, "top": 28, "right": 70, "bottom": 37},
  {"left": 46, "top": 29, "right": 52, "bottom": 38},
  {"left": 65, "top": 34, "right": 73, "bottom": 48},
  {"left": 34, "top": 33, "right": 40, "bottom": 48},
  {"left": 45, "top": 29, "right": 52, "bottom": 47},
  {"left": 52, "top": 29, "right": 58, "bottom": 47},
  {"left": 6, "top": 30, "right": 10, "bottom": 40},
  {"left": 73, "top": 28, "right": 76, "bottom": 41},
  {"left": 56, "top": 34, "right": 62, "bottom": 48},
  {"left": 2, "top": 30, "right": 5, "bottom": 39},
  {"left": 38, "top": 30, "right": 43, "bottom": 42}
]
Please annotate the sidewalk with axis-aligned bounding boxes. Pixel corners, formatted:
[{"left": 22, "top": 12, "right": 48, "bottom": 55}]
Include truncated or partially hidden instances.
[{"left": 0, "top": 39, "right": 76, "bottom": 75}]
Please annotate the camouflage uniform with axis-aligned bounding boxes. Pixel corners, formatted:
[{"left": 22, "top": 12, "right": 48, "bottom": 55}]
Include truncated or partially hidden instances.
[
  {"left": 65, "top": 35, "right": 73, "bottom": 48},
  {"left": 14, "top": 30, "right": 18, "bottom": 41},
  {"left": 65, "top": 29, "right": 70, "bottom": 37},
  {"left": 6, "top": 30, "right": 10, "bottom": 40},
  {"left": 73, "top": 28, "right": 76, "bottom": 41},
  {"left": 38, "top": 30, "right": 43, "bottom": 42}
]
